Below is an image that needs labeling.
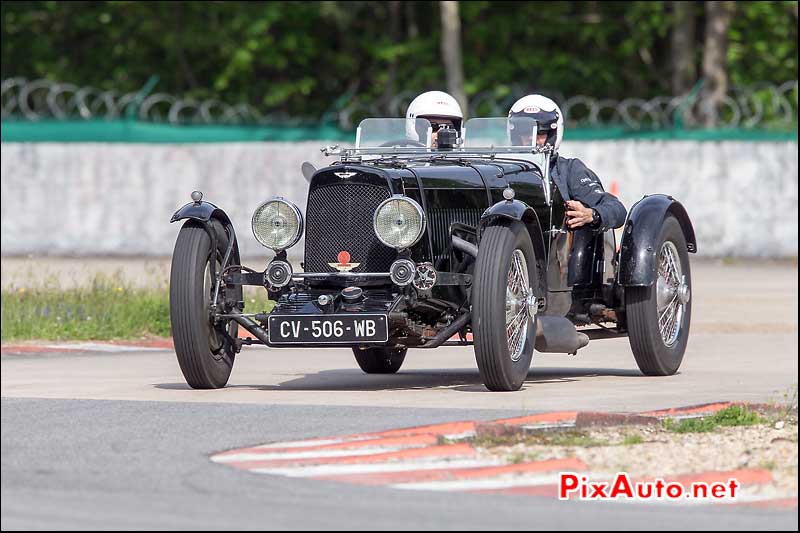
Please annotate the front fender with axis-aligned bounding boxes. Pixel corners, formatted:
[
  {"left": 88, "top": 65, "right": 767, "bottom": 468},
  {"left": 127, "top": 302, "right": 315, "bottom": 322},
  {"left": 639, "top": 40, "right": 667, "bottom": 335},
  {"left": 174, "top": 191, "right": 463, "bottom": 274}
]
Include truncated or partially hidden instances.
[
  {"left": 170, "top": 200, "right": 233, "bottom": 226},
  {"left": 479, "top": 199, "right": 547, "bottom": 293},
  {"left": 170, "top": 200, "right": 242, "bottom": 276},
  {"left": 479, "top": 198, "right": 532, "bottom": 226},
  {"left": 618, "top": 194, "right": 697, "bottom": 286}
]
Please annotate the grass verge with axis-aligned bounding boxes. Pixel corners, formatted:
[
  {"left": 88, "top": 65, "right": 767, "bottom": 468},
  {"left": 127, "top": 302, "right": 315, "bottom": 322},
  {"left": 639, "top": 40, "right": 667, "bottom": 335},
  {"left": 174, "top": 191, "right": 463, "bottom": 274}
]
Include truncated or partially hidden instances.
[
  {"left": 662, "top": 405, "right": 768, "bottom": 433},
  {"left": 472, "top": 405, "right": 781, "bottom": 454},
  {"left": 1, "top": 274, "right": 273, "bottom": 342},
  {"left": 622, "top": 434, "right": 645, "bottom": 445},
  {"left": 472, "top": 430, "right": 609, "bottom": 449}
]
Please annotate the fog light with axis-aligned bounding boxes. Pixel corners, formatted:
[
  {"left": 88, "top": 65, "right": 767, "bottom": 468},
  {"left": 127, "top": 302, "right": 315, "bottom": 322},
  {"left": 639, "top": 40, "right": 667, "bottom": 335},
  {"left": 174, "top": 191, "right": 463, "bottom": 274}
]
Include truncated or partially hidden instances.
[
  {"left": 265, "top": 260, "right": 292, "bottom": 288},
  {"left": 390, "top": 259, "right": 416, "bottom": 286}
]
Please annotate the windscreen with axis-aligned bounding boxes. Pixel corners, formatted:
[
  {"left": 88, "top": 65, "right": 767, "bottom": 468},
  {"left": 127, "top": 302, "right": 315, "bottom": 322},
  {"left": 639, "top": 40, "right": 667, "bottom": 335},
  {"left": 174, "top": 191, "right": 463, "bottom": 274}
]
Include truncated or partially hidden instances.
[
  {"left": 462, "top": 117, "right": 538, "bottom": 148},
  {"left": 355, "top": 118, "right": 432, "bottom": 149}
]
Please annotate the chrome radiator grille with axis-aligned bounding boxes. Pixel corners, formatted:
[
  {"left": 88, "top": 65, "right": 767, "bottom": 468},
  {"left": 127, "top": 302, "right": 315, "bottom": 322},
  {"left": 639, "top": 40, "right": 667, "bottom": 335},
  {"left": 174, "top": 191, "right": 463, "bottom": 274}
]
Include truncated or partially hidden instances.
[
  {"left": 427, "top": 208, "right": 482, "bottom": 263},
  {"left": 303, "top": 182, "right": 396, "bottom": 272}
]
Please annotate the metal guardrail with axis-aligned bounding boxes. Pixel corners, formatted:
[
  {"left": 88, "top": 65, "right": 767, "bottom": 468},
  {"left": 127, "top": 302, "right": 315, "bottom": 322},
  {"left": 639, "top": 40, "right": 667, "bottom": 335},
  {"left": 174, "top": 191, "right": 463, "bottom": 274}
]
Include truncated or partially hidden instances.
[{"left": 2, "top": 77, "right": 797, "bottom": 130}]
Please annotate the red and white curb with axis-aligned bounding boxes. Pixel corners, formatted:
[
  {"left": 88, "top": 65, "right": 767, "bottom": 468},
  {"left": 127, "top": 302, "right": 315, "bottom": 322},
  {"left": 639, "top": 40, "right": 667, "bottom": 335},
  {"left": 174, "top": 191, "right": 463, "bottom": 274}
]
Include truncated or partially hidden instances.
[
  {"left": 211, "top": 402, "right": 797, "bottom": 508},
  {"left": 1, "top": 339, "right": 174, "bottom": 354}
]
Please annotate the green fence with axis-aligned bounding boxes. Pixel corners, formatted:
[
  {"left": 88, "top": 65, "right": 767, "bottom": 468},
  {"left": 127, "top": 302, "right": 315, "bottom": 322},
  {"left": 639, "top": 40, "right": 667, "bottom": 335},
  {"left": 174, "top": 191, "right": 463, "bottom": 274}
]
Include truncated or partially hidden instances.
[{"left": 1, "top": 119, "right": 797, "bottom": 143}]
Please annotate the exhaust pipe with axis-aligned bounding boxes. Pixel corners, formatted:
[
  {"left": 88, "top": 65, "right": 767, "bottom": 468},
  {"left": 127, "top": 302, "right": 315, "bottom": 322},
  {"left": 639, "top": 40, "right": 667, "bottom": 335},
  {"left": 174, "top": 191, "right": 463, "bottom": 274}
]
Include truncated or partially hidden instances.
[
  {"left": 534, "top": 315, "right": 590, "bottom": 354},
  {"left": 422, "top": 312, "right": 471, "bottom": 348},
  {"left": 452, "top": 235, "right": 478, "bottom": 257}
]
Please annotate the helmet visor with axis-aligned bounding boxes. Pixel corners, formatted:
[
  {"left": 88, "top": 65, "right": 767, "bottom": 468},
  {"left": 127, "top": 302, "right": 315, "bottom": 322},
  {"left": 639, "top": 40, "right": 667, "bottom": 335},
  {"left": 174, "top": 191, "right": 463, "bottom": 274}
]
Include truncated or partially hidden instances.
[
  {"left": 508, "top": 116, "right": 540, "bottom": 146},
  {"left": 509, "top": 109, "right": 558, "bottom": 147},
  {"left": 418, "top": 115, "right": 461, "bottom": 133}
]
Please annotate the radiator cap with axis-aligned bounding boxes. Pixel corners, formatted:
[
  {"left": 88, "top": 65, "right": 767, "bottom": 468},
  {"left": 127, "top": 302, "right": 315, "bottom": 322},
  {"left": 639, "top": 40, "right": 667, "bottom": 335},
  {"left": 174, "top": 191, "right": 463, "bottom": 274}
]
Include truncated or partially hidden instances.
[{"left": 341, "top": 286, "right": 364, "bottom": 302}]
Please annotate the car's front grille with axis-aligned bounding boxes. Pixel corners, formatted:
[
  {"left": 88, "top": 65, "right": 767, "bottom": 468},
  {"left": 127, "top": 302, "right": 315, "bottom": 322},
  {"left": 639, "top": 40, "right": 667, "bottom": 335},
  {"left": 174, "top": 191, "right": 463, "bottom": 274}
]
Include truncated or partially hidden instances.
[
  {"left": 304, "top": 182, "right": 396, "bottom": 273},
  {"left": 428, "top": 207, "right": 483, "bottom": 263}
]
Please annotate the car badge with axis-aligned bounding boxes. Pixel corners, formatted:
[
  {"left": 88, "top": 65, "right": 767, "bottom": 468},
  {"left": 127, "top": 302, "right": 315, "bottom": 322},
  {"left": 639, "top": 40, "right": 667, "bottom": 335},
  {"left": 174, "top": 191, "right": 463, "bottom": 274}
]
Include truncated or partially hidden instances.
[
  {"left": 524, "top": 106, "right": 541, "bottom": 113},
  {"left": 334, "top": 171, "right": 357, "bottom": 179},
  {"left": 329, "top": 251, "right": 360, "bottom": 272}
]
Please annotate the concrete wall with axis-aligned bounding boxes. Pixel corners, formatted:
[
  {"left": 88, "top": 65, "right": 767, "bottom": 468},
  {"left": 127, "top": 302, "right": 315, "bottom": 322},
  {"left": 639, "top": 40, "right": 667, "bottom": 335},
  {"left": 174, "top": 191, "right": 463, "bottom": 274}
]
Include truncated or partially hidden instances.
[{"left": 1, "top": 140, "right": 797, "bottom": 259}]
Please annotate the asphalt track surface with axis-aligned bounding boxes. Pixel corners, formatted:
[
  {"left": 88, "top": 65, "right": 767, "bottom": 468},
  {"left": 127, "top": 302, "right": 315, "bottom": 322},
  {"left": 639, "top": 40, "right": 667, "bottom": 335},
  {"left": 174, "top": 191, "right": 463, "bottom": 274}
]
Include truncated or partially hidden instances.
[{"left": 2, "top": 261, "right": 798, "bottom": 530}]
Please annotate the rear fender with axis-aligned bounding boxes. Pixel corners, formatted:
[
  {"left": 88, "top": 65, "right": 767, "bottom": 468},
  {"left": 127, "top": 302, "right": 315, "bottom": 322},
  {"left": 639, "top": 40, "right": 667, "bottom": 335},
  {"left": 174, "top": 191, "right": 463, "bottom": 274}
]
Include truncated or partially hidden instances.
[{"left": 618, "top": 194, "right": 696, "bottom": 286}]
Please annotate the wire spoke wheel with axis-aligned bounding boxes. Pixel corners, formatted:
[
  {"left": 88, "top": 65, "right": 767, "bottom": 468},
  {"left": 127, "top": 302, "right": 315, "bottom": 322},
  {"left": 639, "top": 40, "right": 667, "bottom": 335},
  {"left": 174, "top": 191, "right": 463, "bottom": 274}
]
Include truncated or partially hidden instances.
[
  {"left": 625, "top": 215, "right": 692, "bottom": 376},
  {"left": 505, "top": 249, "right": 531, "bottom": 362},
  {"left": 656, "top": 241, "right": 688, "bottom": 347},
  {"left": 473, "top": 221, "right": 538, "bottom": 391}
]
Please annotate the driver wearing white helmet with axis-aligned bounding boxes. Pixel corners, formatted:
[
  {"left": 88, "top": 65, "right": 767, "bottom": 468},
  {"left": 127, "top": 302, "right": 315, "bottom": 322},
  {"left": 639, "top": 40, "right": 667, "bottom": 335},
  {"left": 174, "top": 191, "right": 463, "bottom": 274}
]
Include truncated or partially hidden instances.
[
  {"left": 405, "top": 91, "right": 463, "bottom": 148},
  {"left": 508, "top": 94, "right": 627, "bottom": 232}
]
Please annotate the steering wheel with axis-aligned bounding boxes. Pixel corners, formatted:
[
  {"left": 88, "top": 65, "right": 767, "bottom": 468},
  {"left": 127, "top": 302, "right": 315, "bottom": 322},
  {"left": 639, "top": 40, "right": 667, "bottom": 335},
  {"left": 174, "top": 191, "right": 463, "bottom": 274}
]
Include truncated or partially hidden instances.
[{"left": 378, "top": 139, "right": 427, "bottom": 148}]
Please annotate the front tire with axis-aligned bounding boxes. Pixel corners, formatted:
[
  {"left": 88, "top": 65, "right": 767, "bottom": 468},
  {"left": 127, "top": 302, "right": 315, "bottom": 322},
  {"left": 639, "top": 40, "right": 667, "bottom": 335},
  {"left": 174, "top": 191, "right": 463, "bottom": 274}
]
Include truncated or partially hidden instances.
[
  {"left": 170, "top": 220, "right": 238, "bottom": 389},
  {"left": 473, "top": 221, "right": 538, "bottom": 391},
  {"left": 352, "top": 346, "right": 407, "bottom": 374},
  {"left": 625, "top": 215, "right": 692, "bottom": 376}
]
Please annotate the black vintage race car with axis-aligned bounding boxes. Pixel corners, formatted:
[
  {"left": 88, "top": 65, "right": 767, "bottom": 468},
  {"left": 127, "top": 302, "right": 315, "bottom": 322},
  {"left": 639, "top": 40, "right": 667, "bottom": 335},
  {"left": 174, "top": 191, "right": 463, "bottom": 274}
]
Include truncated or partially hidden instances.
[{"left": 169, "top": 117, "right": 696, "bottom": 391}]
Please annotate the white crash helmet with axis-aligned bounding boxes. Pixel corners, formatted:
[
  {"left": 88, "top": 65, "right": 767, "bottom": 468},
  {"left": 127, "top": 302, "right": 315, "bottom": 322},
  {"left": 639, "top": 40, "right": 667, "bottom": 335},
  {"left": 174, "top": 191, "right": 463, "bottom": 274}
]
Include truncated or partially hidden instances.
[
  {"left": 406, "top": 90, "right": 464, "bottom": 141},
  {"left": 508, "top": 94, "right": 564, "bottom": 153}
]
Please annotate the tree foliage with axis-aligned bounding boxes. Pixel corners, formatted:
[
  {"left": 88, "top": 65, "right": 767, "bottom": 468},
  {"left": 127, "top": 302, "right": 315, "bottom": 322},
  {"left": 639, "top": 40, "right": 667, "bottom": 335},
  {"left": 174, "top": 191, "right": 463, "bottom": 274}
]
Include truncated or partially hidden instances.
[{"left": 2, "top": 1, "right": 797, "bottom": 119}]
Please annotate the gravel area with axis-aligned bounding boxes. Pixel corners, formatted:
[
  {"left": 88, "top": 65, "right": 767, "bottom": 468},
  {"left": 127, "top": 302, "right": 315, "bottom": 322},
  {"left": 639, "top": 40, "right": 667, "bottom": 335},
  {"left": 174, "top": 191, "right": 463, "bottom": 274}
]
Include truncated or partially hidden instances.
[{"left": 476, "top": 416, "right": 798, "bottom": 499}]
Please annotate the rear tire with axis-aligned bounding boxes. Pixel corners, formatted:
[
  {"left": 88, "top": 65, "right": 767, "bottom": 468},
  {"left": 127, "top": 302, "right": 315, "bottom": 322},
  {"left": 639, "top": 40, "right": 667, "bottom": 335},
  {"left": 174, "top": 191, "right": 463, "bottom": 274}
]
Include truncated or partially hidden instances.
[
  {"left": 625, "top": 215, "right": 692, "bottom": 376},
  {"left": 353, "top": 346, "right": 407, "bottom": 374},
  {"left": 473, "top": 220, "right": 538, "bottom": 391},
  {"left": 170, "top": 220, "right": 238, "bottom": 389}
]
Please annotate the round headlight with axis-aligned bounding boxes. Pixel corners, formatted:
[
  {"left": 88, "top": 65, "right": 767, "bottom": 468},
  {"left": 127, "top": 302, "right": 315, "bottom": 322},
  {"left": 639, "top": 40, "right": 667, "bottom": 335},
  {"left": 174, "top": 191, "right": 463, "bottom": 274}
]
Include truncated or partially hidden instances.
[
  {"left": 373, "top": 196, "right": 425, "bottom": 249},
  {"left": 251, "top": 198, "right": 303, "bottom": 250}
]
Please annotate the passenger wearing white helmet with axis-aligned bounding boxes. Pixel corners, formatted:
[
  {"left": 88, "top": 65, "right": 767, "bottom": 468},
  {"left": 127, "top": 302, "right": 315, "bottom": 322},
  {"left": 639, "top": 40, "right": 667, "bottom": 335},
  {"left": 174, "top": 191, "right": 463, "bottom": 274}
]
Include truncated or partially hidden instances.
[
  {"left": 406, "top": 91, "right": 463, "bottom": 148},
  {"left": 508, "top": 94, "right": 627, "bottom": 232}
]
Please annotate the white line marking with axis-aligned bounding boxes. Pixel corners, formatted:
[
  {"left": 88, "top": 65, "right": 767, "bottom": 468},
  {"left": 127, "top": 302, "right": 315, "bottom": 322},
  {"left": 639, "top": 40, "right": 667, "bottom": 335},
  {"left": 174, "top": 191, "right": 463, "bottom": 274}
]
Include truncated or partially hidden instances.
[
  {"left": 212, "top": 447, "right": 407, "bottom": 463},
  {"left": 440, "top": 431, "right": 477, "bottom": 441},
  {"left": 661, "top": 413, "right": 723, "bottom": 421},
  {"left": 254, "top": 438, "right": 350, "bottom": 450},
  {"left": 251, "top": 458, "right": 504, "bottom": 478},
  {"left": 43, "top": 343, "right": 162, "bottom": 352},
  {"left": 391, "top": 473, "right": 614, "bottom": 492},
  {"left": 519, "top": 422, "right": 577, "bottom": 431},
  {"left": 390, "top": 473, "right": 567, "bottom": 491}
]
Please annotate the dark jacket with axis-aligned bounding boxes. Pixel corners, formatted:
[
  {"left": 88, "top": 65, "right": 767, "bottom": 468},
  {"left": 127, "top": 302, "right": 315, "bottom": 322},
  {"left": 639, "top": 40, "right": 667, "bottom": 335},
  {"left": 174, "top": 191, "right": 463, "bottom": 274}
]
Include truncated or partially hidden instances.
[{"left": 551, "top": 156, "right": 627, "bottom": 232}]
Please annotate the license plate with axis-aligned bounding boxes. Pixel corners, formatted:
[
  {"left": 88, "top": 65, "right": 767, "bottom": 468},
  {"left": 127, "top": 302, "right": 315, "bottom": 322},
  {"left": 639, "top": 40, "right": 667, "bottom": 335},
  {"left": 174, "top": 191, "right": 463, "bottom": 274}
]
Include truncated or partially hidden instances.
[{"left": 267, "top": 314, "right": 388, "bottom": 345}]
